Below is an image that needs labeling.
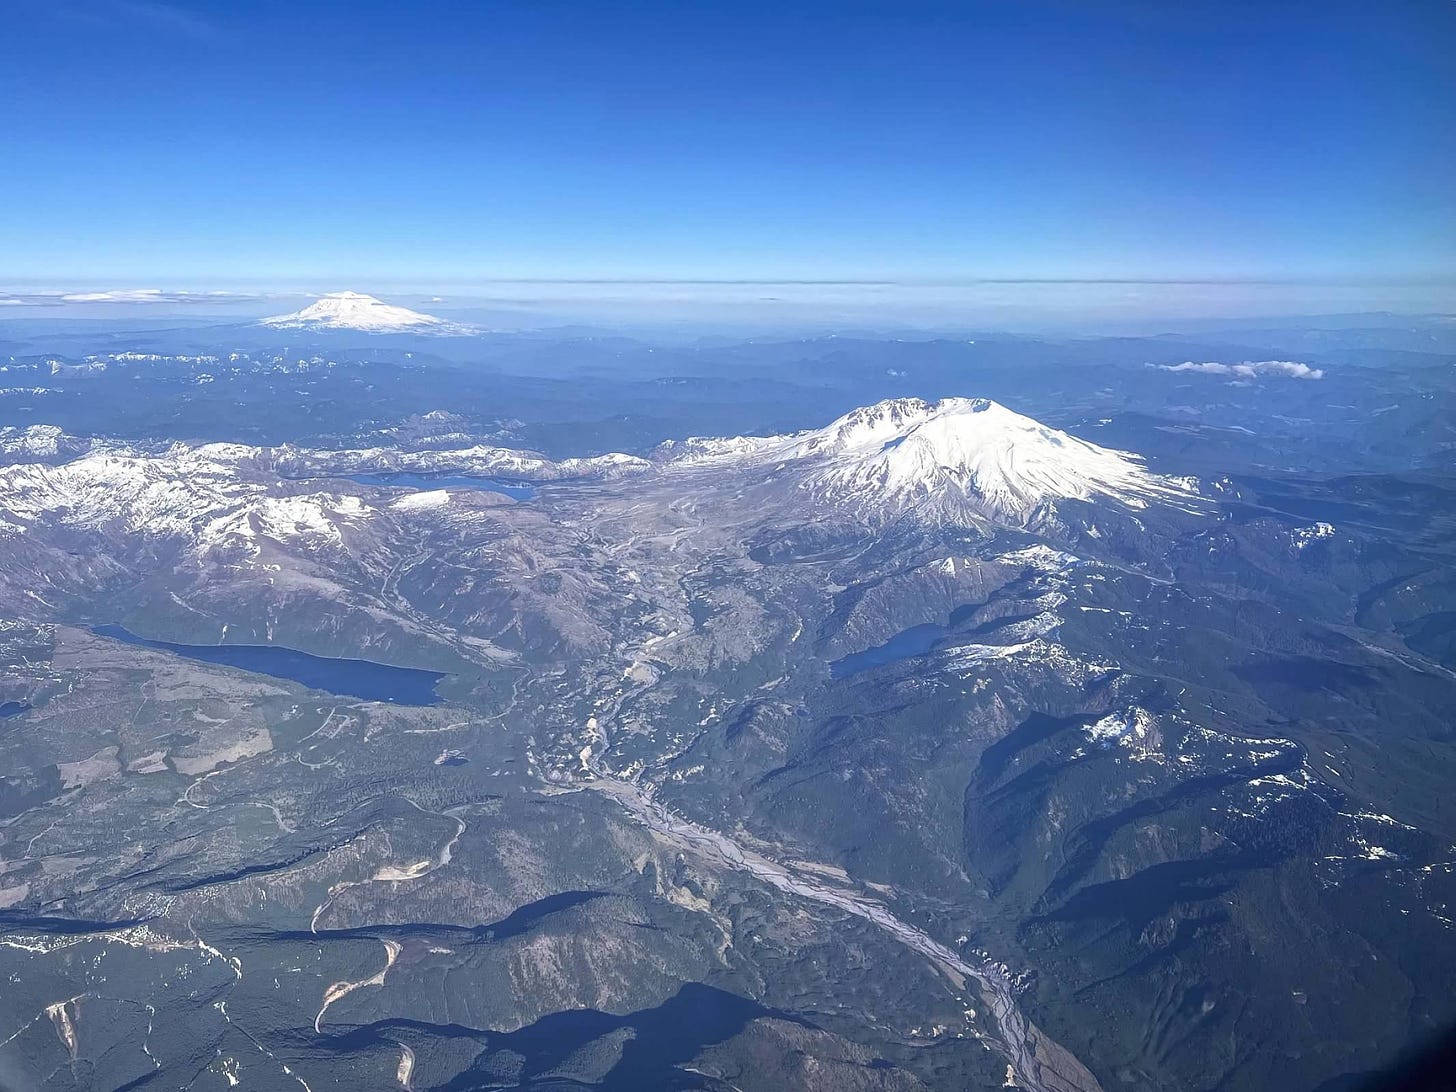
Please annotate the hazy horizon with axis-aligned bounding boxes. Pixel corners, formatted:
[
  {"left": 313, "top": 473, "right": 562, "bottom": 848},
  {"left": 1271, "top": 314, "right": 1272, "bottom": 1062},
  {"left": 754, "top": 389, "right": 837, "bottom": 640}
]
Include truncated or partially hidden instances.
[{"left": 3, "top": 278, "right": 1453, "bottom": 336}]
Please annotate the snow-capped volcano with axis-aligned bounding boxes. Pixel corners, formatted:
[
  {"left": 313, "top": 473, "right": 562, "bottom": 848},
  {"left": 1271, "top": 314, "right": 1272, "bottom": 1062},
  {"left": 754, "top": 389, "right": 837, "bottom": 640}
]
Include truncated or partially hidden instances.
[
  {"left": 260, "top": 291, "right": 466, "bottom": 333},
  {"left": 670, "top": 397, "right": 1200, "bottom": 524}
]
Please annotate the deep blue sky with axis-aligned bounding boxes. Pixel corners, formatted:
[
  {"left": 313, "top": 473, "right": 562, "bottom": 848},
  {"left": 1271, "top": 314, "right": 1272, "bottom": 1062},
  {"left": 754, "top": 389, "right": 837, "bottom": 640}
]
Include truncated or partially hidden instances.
[{"left": 4, "top": 0, "right": 1453, "bottom": 289}]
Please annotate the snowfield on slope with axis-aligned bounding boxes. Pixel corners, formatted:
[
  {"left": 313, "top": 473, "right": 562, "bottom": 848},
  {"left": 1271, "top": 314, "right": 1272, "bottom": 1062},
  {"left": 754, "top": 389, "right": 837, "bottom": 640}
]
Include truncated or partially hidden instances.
[{"left": 664, "top": 396, "right": 1202, "bottom": 524}]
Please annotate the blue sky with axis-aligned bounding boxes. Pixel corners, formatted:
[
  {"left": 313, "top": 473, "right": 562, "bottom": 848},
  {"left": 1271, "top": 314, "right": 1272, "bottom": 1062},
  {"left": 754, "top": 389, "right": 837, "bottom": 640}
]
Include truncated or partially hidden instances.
[{"left": 3, "top": 0, "right": 1453, "bottom": 296}]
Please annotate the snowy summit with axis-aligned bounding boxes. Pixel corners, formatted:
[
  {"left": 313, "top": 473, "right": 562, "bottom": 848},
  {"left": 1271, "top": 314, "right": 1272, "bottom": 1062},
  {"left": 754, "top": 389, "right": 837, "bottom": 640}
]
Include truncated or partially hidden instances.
[
  {"left": 672, "top": 397, "right": 1201, "bottom": 524},
  {"left": 260, "top": 291, "right": 467, "bottom": 333}
]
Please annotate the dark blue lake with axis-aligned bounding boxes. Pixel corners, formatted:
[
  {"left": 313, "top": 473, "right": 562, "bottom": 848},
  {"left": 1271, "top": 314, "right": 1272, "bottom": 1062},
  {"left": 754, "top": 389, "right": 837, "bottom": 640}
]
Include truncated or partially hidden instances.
[
  {"left": 334, "top": 472, "right": 536, "bottom": 499},
  {"left": 92, "top": 625, "right": 445, "bottom": 705},
  {"left": 828, "top": 606, "right": 1031, "bottom": 679},
  {"left": 829, "top": 621, "right": 952, "bottom": 678},
  {"left": 0, "top": 701, "right": 29, "bottom": 719}
]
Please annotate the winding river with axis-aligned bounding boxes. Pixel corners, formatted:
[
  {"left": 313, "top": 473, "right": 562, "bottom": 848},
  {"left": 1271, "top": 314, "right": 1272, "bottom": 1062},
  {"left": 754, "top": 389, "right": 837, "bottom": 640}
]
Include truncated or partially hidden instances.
[{"left": 584, "top": 771, "right": 1102, "bottom": 1092}]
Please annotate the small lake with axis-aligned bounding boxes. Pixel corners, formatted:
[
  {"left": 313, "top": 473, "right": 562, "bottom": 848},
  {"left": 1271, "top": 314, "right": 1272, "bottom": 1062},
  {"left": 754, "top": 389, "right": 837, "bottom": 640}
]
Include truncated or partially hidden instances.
[
  {"left": 829, "top": 606, "right": 1037, "bottom": 679},
  {"left": 321, "top": 472, "right": 536, "bottom": 499},
  {"left": 0, "top": 701, "right": 29, "bottom": 719},
  {"left": 93, "top": 625, "right": 446, "bottom": 705},
  {"left": 829, "top": 621, "right": 952, "bottom": 678}
]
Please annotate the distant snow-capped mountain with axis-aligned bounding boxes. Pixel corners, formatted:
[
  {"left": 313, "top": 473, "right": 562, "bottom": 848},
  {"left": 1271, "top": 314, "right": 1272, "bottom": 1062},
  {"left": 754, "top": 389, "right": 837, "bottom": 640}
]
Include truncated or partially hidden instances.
[
  {"left": 666, "top": 397, "right": 1201, "bottom": 525},
  {"left": 260, "top": 291, "right": 470, "bottom": 334}
]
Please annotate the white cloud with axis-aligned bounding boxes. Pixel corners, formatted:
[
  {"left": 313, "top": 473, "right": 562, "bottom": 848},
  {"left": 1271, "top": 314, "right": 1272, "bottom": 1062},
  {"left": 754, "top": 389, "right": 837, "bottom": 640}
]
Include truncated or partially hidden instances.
[
  {"left": 61, "top": 289, "right": 169, "bottom": 303},
  {"left": 0, "top": 289, "right": 259, "bottom": 306},
  {"left": 1154, "top": 360, "right": 1324, "bottom": 380}
]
